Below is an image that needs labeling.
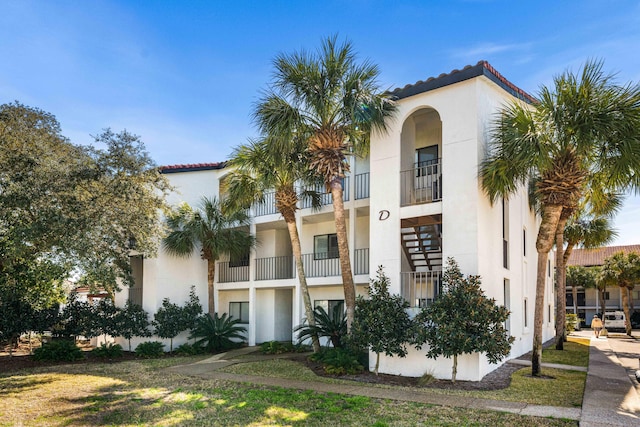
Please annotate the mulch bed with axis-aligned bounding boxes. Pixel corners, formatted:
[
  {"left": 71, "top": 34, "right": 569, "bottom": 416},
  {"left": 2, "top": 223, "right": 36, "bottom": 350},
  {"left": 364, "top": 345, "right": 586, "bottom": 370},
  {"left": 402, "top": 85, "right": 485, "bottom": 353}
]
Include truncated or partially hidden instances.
[{"left": 289, "top": 353, "right": 523, "bottom": 391}]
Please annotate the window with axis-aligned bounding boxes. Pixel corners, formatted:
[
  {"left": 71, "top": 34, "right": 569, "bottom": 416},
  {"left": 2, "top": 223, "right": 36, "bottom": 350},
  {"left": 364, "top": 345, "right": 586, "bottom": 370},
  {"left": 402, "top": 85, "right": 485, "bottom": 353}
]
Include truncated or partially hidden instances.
[
  {"left": 548, "top": 304, "right": 552, "bottom": 324},
  {"left": 415, "top": 145, "right": 439, "bottom": 175},
  {"left": 314, "top": 299, "right": 344, "bottom": 317},
  {"left": 603, "top": 291, "right": 611, "bottom": 300},
  {"left": 524, "top": 299, "right": 528, "bottom": 328},
  {"left": 523, "top": 228, "right": 527, "bottom": 257},
  {"left": 548, "top": 260, "right": 551, "bottom": 277},
  {"left": 229, "top": 252, "right": 250, "bottom": 268},
  {"left": 502, "top": 199, "right": 509, "bottom": 269},
  {"left": 229, "top": 302, "right": 249, "bottom": 323},
  {"left": 314, "top": 234, "right": 339, "bottom": 260}
]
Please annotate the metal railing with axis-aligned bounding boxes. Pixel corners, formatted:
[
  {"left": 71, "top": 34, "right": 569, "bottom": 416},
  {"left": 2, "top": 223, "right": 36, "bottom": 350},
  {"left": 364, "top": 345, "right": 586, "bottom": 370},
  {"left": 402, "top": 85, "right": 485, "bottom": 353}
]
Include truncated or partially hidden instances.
[
  {"left": 253, "top": 191, "right": 279, "bottom": 217},
  {"left": 302, "top": 252, "right": 341, "bottom": 277},
  {"left": 300, "top": 177, "right": 350, "bottom": 209},
  {"left": 400, "top": 271, "right": 442, "bottom": 308},
  {"left": 255, "top": 255, "right": 295, "bottom": 280},
  {"left": 354, "top": 172, "right": 370, "bottom": 200},
  {"left": 400, "top": 160, "right": 442, "bottom": 206},
  {"left": 354, "top": 248, "right": 369, "bottom": 275},
  {"left": 218, "top": 261, "right": 249, "bottom": 283},
  {"left": 128, "top": 287, "right": 143, "bottom": 306}
]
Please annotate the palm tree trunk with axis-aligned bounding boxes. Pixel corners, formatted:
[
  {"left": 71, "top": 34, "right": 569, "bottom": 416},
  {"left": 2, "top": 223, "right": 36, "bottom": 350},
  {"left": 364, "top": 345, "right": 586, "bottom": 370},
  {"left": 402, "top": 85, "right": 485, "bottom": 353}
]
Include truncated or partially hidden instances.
[
  {"left": 622, "top": 286, "right": 632, "bottom": 336},
  {"left": 555, "top": 216, "right": 569, "bottom": 350},
  {"left": 207, "top": 259, "right": 216, "bottom": 314},
  {"left": 599, "top": 287, "right": 607, "bottom": 328},
  {"left": 533, "top": 204, "right": 563, "bottom": 376},
  {"left": 330, "top": 177, "right": 356, "bottom": 332},
  {"left": 286, "top": 219, "right": 321, "bottom": 353}
]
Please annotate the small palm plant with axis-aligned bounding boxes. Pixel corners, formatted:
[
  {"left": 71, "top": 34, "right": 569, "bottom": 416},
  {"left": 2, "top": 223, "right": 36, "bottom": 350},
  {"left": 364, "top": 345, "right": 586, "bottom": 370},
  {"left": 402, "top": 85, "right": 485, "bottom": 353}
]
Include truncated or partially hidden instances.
[
  {"left": 294, "top": 306, "right": 347, "bottom": 348},
  {"left": 189, "top": 313, "right": 247, "bottom": 352}
]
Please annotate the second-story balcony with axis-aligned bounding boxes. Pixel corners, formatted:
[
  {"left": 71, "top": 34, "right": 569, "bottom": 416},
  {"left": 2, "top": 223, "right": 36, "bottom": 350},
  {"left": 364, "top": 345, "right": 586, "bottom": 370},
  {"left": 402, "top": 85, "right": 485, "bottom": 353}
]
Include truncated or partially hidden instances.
[
  {"left": 219, "top": 248, "right": 370, "bottom": 283},
  {"left": 400, "top": 160, "right": 442, "bottom": 207}
]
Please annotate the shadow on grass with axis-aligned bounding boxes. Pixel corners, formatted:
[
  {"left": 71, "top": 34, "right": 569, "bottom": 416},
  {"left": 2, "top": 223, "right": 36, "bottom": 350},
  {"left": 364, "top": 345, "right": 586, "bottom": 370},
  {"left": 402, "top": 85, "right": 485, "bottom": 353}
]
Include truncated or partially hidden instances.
[{"left": 0, "top": 374, "right": 56, "bottom": 396}]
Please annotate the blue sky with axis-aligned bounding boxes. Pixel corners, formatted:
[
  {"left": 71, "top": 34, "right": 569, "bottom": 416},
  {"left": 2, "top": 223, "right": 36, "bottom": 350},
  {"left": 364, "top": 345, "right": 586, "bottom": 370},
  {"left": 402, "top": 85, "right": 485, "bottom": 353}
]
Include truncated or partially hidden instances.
[{"left": 1, "top": 0, "right": 639, "bottom": 245}]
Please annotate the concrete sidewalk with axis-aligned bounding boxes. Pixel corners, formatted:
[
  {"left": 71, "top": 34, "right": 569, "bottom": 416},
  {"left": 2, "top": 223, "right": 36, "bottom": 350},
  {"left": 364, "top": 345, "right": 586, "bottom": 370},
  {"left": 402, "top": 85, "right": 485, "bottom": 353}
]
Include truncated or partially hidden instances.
[{"left": 578, "top": 333, "right": 640, "bottom": 426}]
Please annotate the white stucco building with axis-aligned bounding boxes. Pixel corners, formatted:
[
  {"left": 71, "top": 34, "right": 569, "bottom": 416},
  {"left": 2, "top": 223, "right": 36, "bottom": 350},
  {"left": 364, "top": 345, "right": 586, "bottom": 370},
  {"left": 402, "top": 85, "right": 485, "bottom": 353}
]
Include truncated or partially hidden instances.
[{"left": 115, "top": 61, "right": 556, "bottom": 381}]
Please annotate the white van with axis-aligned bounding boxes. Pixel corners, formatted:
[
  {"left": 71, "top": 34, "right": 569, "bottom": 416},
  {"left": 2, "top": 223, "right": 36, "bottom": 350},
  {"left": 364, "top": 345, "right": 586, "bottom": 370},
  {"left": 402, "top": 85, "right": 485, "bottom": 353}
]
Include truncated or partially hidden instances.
[{"left": 603, "top": 311, "right": 626, "bottom": 330}]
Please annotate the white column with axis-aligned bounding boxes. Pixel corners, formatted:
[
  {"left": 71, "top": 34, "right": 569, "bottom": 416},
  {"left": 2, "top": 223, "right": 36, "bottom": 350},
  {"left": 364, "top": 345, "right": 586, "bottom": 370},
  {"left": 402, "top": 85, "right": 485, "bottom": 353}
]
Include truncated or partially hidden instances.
[
  {"left": 292, "top": 285, "right": 300, "bottom": 342},
  {"left": 248, "top": 286, "right": 256, "bottom": 346}
]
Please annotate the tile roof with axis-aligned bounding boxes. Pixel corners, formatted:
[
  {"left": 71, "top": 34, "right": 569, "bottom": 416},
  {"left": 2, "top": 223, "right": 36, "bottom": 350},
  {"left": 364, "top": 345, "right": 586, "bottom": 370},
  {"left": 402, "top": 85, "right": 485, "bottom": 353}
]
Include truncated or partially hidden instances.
[
  {"left": 390, "top": 60, "right": 536, "bottom": 103},
  {"left": 160, "top": 162, "right": 226, "bottom": 174},
  {"left": 567, "top": 244, "right": 640, "bottom": 267}
]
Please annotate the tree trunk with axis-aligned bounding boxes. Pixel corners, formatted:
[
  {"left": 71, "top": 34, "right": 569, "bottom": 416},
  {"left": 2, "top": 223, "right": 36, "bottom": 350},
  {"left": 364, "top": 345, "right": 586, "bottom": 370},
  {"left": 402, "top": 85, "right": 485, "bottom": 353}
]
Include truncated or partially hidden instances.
[
  {"left": 286, "top": 219, "right": 321, "bottom": 353},
  {"left": 532, "top": 204, "right": 563, "bottom": 376},
  {"left": 452, "top": 354, "right": 458, "bottom": 383},
  {"left": 554, "top": 216, "right": 569, "bottom": 350},
  {"left": 599, "top": 287, "right": 607, "bottom": 327},
  {"left": 622, "top": 286, "right": 632, "bottom": 336},
  {"left": 330, "top": 177, "right": 356, "bottom": 333},
  {"left": 375, "top": 351, "right": 380, "bottom": 376},
  {"left": 207, "top": 259, "right": 216, "bottom": 315},
  {"left": 563, "top": 243, "right": 578, "bottom": 316}
]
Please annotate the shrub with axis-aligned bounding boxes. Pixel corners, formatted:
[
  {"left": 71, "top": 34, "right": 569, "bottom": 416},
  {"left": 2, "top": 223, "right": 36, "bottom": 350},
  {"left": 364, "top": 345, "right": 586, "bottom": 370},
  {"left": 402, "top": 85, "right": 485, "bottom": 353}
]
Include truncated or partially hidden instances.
[
  {"left": 310, "top": 347, "right": 364, "bottom": 375},
  {"left": 33, "top": 340, "right": 84, "bottom": 362},
  {"left": 189, "top": 313, "right": 247, "bottom": 353},
  {"left": 92, "top": 343, "right": 124, "bottom": 358},
  {"left": 294, "top": 306, "right": 347, "bottom": 348},
  {"left": 174, "top": 343, "right": 206, "bottom": 355},
  {"left": 260, "top": 341, "right": 292, "bottom": 354},
  {"left": 135, "top": 341, "right": 165, "bottom": 358},
  {"left": 566, "top": 313, "right": 579, "bottom": 333}
]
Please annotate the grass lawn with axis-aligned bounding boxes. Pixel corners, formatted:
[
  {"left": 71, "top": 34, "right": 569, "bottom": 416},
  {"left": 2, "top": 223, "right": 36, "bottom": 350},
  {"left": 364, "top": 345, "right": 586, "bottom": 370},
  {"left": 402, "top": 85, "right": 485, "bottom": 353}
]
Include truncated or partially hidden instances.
[
  {"left": 541, "top": 338, "right": 590, "bottom": 367},
  {"left": 0, "top": 357, "right": 577, "bottom": 426},
  {"left": 224, "top": 360, "right": 586, "bottom": 408}
]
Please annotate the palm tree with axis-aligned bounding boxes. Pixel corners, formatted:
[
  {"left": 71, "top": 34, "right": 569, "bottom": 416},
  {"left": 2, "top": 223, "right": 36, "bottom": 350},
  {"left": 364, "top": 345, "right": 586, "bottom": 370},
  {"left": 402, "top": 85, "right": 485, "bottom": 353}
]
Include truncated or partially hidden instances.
[
  {"left": 253, "top": 36, "right": 397, "bottom": 331},
  {"left": 599, "top": 251, "right": 640, "bottom": 336},
  {"left": 553, "top": 192, "right": 619, "bottom": 349},
  {"left": 224, "top": 137, "right": 323, "bottom": 352},
  {"left": 162, "top": 197, "right": 255, "bottom": 314},
  {"left": 481, "top": 61, "right": 640, "bottom": 375}
]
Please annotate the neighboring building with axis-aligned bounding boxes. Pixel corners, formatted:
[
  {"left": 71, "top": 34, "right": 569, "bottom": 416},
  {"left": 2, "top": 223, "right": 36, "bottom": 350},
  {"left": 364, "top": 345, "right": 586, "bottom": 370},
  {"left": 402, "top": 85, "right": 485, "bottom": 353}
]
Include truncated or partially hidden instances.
[
  {"left": 566, "top": 244, "right": 640, "bottom": 325},
  {"left": 114, "top": 61, "right": 556, "bottom": 381}
]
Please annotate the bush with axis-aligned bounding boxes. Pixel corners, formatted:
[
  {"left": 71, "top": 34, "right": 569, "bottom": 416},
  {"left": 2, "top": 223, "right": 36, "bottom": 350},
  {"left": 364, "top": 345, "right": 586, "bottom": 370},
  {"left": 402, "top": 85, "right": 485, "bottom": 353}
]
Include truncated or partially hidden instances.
[
  {"left": 566, "top": 313, "right": 579, "bottom": 332},
  {"left": 135, "top": 341, "right": 165, "bottom": 358},
  {"left": 294, "top": 306, "right": 347, "bottom": 348},
  {"left": 92, "top": 343, "right": 124, "bottom": 358},
  {"left": 189, "top": 313, "right": 247, "bottom": 353},
  {"left": 33, "top": 340, "right": 84, "bottom": 362},
  {"left": 174, "top": 343, "right": 206, "bottom": 355},
  {"left": 310, "top": 347, "right": 364, "bottom": 375}
]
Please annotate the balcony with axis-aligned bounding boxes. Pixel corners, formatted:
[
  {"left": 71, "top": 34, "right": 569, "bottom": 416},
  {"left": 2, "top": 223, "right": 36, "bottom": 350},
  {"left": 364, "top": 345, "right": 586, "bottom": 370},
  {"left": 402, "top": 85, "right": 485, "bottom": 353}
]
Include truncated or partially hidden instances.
[
  {"left": 400, "top": 160, "right": 442, "bottom": 206},
  {"left": 253, "top": 191, "right": 278, "bottom": 217},
  {"left": 400, "top": 270, "right": 442, "bottom": 308},
  {"left": 218, "top": 261, "right": 249, "bottom": 283},
  {"left": 128, "top": 287, "right": 143, "bottom": 306},
  {"left": 354, "top": 172, "right": 370, "bottom": 200},
  {"left": 300, "top": 177, "right": 350, "bottom": 209},
  {"left": 255, "top": 255, "right": 295, "bottom": 280},
  {"left": 354, "top": 248, "right": 369, "bottom": 275}
]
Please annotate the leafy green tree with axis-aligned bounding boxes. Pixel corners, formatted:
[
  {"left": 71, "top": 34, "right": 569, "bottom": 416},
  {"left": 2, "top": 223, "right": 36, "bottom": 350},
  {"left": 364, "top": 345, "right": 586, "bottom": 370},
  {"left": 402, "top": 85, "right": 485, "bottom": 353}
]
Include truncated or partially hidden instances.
[
  {"left": 294, "top": 306, "right": 347, "bottom": 349},
  {"left": 481, "top": 61, "right": 640, "bottom": 375},
  {"left": 189, "top": 313, "right": 247, "bottom": 352},
  {"left": 153, "top": 298, "right": 185, "bottom": 352},
  {"left": 351, "top": 266, "right": 414, "bottom": 375},
  {"left": 183, "top": 286, "right": 204, "bottom": 333},
  {"left": 116, "top": 300, "right": 152, "bottom": 351},
  {"left": 566, "top": 265, "right": 598, "bottom": 317},
  {"left": 92, "top": 299, "right": 120, "bottom": 344},
  {"left": 254, "top": 35, "right": 397, "bottom": 331},
  {"left": 555, "top": 208, "right": 617, "bottom": 348},
  {"left": 599, "top": 251, "right": 640, "bottom": 335},
  {"left": 57, "top": 293, "right": 98, "bottom": 339},
  {"left": 225, "top": 137, "right": 323, "bottom": 352},
  {"left": 0, "top": 102, "right": 171, "bottom": 298},
  {"left": 163, "top": 197, "right": 255, "bottom": 314},
  {"left": 414, "top": 258, "right": 513, "bottom": 383}
]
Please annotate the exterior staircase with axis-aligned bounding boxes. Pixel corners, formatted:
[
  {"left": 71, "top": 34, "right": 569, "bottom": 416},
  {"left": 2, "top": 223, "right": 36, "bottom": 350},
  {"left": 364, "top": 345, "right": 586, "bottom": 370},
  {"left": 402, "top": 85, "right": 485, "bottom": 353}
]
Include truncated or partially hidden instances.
[{"left": 401, "top": 216, "right": 442, "bottom": 271}]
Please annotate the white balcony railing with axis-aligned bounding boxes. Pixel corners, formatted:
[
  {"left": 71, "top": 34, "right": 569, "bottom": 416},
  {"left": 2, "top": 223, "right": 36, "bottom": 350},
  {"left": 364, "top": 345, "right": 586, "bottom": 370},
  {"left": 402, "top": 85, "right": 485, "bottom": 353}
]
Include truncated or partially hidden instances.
[{"left": 400, "top": 270, "right": 442, "bottom": 308}]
